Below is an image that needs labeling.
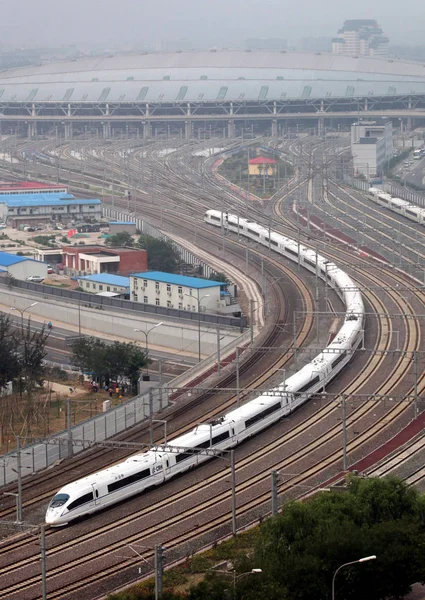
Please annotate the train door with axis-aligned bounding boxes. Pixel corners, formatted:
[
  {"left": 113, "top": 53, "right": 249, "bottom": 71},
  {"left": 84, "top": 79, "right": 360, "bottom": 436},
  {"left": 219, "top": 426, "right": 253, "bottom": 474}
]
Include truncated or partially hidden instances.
[{"left": 91, "top": 483, "right": 100, "bottom": 506}]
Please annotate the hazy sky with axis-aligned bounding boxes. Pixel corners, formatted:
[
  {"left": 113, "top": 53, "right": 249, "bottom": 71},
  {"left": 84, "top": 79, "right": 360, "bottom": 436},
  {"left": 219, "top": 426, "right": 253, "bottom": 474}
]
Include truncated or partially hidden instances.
[{"left": 0, "top": 0, "right": 422, "bottom": 48}]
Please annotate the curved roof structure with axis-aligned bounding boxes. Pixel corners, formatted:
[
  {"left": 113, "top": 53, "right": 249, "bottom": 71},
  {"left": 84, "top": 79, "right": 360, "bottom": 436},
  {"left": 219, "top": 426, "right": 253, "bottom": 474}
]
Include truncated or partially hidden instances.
[{"left": 1, "top": 50, "right": 425, "bottom": 103}]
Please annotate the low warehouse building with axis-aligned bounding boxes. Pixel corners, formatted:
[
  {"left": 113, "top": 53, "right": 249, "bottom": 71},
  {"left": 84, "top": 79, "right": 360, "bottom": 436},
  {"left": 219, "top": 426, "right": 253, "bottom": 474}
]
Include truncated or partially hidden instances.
[
  {"left": 0, "top": 193, "right": 102, "bottom": 227},
  {"left": 130, "top": 271, "right": 226, "bottom": 311},
  {"left": 109, "top": 221, "right": 137, "bottom": 235},
  {"left": 76, "top": 273, "right": 130, "bottom": 297},
  {"left": 0, "top": 251, "right": 48, "bottom": 280}
]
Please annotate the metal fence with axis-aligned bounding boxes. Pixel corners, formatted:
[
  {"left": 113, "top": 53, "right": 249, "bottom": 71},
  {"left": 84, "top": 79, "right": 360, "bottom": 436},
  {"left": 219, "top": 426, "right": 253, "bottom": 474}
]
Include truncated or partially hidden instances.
[{"left": 0, "top": 386, "right": 167, "bottom": 488}]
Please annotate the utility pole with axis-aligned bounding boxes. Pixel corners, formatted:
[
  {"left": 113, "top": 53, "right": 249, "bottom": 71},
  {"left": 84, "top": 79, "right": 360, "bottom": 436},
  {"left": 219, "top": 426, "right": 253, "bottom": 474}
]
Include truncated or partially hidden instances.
[
  {"left": 66, "top": 398, "right": 73, "bottom": 458},
  {"left": 271, "top": 470, "right": 279, "bottom": 516},
  {"left": 154, "top": 544, "right": 163, "bottom": 600},
  {"left": 41, "top": 525, "right": 47, "bottom": 600}
]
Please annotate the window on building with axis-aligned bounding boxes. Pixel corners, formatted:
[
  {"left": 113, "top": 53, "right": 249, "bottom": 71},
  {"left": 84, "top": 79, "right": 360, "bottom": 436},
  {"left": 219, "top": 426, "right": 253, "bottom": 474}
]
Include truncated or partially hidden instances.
[
  {"left": 143, "top": 279, "right": 147, "bottom": 287},
  {"left": 134, "top": 294, "right": 138, "bottom": 301},
  {"left": 155, "top": 282, "right": 160, "bottom": 290},
  {"left": 155, "top": 298, "right": 160, "bottom": 306},
  {"left": 188, "top": 288, "right": 193, "bottom": 296},
  {"left": 113, "top": 287, "right": 117, "bottom": 292},
  {"left": 167, "top": 300, "right": 172, "bottom": 308},
  {"left": 99, "top": 285, "right": 103, "bottom": 291},
  {"left": 178, "top": 286, "right": 183, "bottom": 294},
  {"left": 166, "top": 284, "right": 171, "bottom": 292},
  {"left": 178, "top": 302, "right": 183, "bottom": 310},
  {"left": 192, "top": 305, "right": 196, "bottom": 311},
  {"left": 133, "top": 277, "right": 138, "bottom": 287},
  {"left": 89, "top": 206, "right": 95, "bottom": 209},
  {"left": 93, "top": 284, "right": 96, "bottom": 289},
  {"left": 143, "top": 296, "right": 148, "bottom": 303},
  {"left": 107, "top": 286, "right": 110, "bottom": 291},
  {"left": 85, "top": 281, "right": 90, "bottom": 287},
  {"left": 186, "top": 304, "right": 191, "bottom": 310}
]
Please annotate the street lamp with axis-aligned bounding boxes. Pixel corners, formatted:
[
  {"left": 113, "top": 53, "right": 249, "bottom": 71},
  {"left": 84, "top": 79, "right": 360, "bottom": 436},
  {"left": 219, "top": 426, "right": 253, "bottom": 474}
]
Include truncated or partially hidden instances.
[
  {"left": 332, "top": 555, "right": 376, "bottom": 600},
  {"left": 134, "top": 322, "right": 163, "bottom": 376},
  {"left": 184, "top": 293, "right": 210, "bottom": 362},
  {"left": 11, "top": 302, "right": 38, "bottom": 332}
]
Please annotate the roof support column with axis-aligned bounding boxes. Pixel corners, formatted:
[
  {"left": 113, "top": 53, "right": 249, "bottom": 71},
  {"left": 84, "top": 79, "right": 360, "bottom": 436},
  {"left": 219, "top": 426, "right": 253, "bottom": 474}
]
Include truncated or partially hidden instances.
[
  {"left": 364, "top": 98, "right": 368, "bottom": 111},
  {"left": 184, "top": 120, "right": 192, "bottom": 140},
  {"left": 28, "top": 121, "right": 37, "bottom": 139},
  {"left": 142, "top": 121, "right": 151, "bottom": 139},
  {"left": 317, "top": 116, "right": 325, "bottom": 137},
  {"left": 102, "top": 121, "right": 111, "bottom": 139},
  {"left": 64, "top": 122, "right": 73, "bottom": 140},
  {"left": 271, "top": 119, "right": 278, "bottom": 138},
  {"left": 228, "top": 119, "right": 235, "bottom": 138}
]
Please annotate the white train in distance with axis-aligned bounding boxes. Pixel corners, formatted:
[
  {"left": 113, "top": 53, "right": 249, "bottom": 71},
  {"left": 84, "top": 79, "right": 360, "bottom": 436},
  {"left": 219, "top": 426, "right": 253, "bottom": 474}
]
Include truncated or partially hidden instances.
[
  {"left": 368, "top": 187, "right": 425, "bottom": 224},
  {"left": 45, "top": 211, "right": 364, "bottom": 526}
]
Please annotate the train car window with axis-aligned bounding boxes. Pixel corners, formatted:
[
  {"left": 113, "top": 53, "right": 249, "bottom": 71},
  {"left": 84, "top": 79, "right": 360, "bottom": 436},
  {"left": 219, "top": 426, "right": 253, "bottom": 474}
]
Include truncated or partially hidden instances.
[
  {"left": 209, "top": 214, "right": 221, "bottom": 221},
  {"left": 247, "top": 228, "right": 260, "bottom": 237},
  {"left": 285, "top": 247, "right": 298, "bottom": 256},
  {"left": 406, "top": 210, "right": 417, "bottom": 216},
  {"left": 296, "top": 375, "right": 320, "bottom": 394},
  {"left": 212, "top": 431, "right": 230, "bottom": 444},
  {"left": 107, "top": 468, "right": 151, "bottom": 493},
  {"left": 245, "top": 402, "right": 281, "bottom": 428},
  {"left": 304, "top": 258, "right": 316, "bottom": 266},
  {"left": 49, "top": 494, "right": 70, "bottom": 508},
  {"left": 68, "top": 492, "right": 94, "bottom": 511},
  {"left": 175, "top": 452, "right": 192, "bottom": 463},
  {"left": 331, "top": 351, "right": 347, "bottom": 368}
]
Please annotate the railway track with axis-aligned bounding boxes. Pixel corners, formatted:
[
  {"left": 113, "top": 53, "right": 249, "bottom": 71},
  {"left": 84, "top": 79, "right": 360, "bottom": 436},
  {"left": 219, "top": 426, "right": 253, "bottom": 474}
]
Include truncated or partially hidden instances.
[{"left": 0, "top": 135, "right": 424, "bottom": 599}]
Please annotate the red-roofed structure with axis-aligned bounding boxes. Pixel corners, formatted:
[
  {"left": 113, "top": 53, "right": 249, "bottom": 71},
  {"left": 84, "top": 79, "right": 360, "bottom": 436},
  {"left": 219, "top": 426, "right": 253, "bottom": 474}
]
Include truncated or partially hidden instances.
[
  {"left": 248, "top": 156, "right": 278, "bottom": 176},
  {"left": 248, "top": 156, "right": 277, "bottom": 165},
  {"left": 0, "top": 181, "right": 68, "bottom": 195}
]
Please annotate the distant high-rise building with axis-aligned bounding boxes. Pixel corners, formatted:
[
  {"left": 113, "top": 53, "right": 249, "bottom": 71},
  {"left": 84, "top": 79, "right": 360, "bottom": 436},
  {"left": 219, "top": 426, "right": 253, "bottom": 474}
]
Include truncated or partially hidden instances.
[
  {"left": 332, "top": 20, "right": 389, "bottom": 58},
  {"left": 245, "top": 38, "right": 287, "bottom": 51}
]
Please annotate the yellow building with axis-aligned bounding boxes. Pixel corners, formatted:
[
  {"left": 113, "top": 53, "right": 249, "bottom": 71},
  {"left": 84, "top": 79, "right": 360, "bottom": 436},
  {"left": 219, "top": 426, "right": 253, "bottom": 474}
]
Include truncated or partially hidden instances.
[{"left": 248, "top": 156, "right": 277, "bottom": 176}]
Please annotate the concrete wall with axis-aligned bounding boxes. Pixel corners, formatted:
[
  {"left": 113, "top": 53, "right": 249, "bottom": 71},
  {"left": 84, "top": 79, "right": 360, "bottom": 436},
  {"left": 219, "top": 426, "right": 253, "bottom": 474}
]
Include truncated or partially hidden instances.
[{"left": 2, "top": 288, "right": 240, "bottom": 357}]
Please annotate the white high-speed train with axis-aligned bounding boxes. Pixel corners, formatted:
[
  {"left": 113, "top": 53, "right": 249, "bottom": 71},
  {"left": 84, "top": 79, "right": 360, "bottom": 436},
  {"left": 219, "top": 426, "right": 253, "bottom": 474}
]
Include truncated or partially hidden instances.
[
  {"left": 368, "top": 187, "right": 425, "bottom": 224},
  {"left": 45, "top": 211, "right": 364, "bottom": 526}
]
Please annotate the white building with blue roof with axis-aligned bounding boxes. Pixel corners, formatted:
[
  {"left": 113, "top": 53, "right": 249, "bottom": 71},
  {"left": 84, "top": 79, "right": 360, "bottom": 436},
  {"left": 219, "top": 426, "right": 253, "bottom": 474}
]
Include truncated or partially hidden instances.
[
  {"left": 0, "top": 192, "right": 102, "bottom": 227},
  {"left": 131, "top": 271, "right": 226, "bottom": 312},
  {"left": 0, "top": 251, "right": 48, "bottom": 280},
  {"left": 76, "top": 273, "right": 130, "bottom": 297}
]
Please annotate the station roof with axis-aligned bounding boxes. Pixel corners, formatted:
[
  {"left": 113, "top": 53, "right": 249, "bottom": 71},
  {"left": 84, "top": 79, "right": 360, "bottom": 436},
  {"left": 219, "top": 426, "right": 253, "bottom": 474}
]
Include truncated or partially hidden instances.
[
  {"left": 0, "top": 193, "right": 101, "bottom": 206},
  {"left": 77, "top": 273, "right": 130, "bottom": 287},
  {"left": 132, "top": 271, "right": 223, "bottom": 288},
  {"left": 0, "top": 251, "right": 34, "bottom": 266},
  {"left": 0, "top": 50, "right": 425, "bottom": 103}
]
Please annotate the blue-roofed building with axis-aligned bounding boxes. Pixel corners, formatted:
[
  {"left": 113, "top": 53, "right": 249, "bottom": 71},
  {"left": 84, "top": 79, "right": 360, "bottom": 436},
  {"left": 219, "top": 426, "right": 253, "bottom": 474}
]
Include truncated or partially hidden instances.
[
  {"left": 76, "top": 273, "right": 130, "bottom": 297},
  {"left": 109, "top": 221, "right": 137, "bottom": 235},
  {"left": 0, "top": 192, "right": 102, "bottom": 227},
  {"left": 0, "top": 251, "right": 48, "bottom": 280},
  {"left": 130, "top": 271, "right": 227, "bottom": 312}
]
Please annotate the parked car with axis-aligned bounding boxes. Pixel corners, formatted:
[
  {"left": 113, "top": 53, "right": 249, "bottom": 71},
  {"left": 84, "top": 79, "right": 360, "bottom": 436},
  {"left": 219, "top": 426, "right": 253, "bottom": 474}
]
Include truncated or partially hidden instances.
[
  {"left": 47, "top": 265, "right": 54, "bottom": 274},
  {"left": 26, "top": 275, "right": 44, "bottom": 283}
]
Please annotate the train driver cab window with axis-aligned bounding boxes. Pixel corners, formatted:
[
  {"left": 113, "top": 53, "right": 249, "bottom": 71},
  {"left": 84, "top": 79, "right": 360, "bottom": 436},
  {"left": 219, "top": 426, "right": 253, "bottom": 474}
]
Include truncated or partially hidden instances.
[{"left": 50, "top": 494, "right": 69, "bottom": 508}]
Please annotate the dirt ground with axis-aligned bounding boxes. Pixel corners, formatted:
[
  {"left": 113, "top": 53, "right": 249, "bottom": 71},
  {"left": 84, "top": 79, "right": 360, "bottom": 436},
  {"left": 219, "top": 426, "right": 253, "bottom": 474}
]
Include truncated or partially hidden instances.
[{"left": 0, "top": 379, "right": 131, "bottom": 455}]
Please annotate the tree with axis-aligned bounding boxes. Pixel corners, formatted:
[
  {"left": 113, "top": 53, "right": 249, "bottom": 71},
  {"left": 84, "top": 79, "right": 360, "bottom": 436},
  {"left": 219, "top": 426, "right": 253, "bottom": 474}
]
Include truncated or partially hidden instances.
[
  {"left": 137, "top": 235, "right": 181, "bottom": 273},
  {"left": 19, "top": 320, "right": 49, "bottom": 394},
  {"left": 105, "top": 231, "right": 135, "bottom": 247},
  {"left": 0, "top": 314, "right": 20, "bottom": 390},
  {"left": 253, "top": 476, "right": 425, "bottom": 600},
  {"left": 209, "top": 271, "right": 229, "bottom": 284},
  {"left": 70, "top": 337, "right": 146, "bottom": 391}
]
